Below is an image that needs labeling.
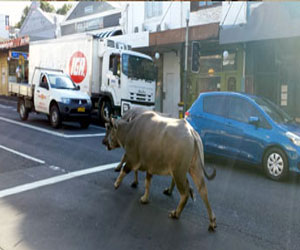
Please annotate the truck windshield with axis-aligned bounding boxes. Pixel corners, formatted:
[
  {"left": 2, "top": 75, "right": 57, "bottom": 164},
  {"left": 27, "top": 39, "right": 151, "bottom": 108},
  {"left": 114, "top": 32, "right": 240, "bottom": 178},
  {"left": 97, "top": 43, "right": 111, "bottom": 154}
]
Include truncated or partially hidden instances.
[
  {"left": 122, "top": 54, "right": 156, "bottom": 82},
  {"left": 48, "top": 75, "right": 76, "bottom": 90}
]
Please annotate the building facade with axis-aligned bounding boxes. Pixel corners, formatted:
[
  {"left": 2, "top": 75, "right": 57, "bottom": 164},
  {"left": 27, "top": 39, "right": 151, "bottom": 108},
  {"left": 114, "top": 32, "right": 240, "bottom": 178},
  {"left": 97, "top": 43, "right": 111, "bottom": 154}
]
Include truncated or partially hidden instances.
[
  {"left": 220, "top": 2, "right": 300, "bottom": 119},
  {"left": 123, "top": 1, "right": 243, "bottom": 116},
  {"left": 18, "top": 2, "right": 64, "bottom": 41},
  {"left": 60, "top": 1, "right": 122, "bottom": 37},
  {"left": 0, "top": 14, "right": 9, "bottom": 40}
]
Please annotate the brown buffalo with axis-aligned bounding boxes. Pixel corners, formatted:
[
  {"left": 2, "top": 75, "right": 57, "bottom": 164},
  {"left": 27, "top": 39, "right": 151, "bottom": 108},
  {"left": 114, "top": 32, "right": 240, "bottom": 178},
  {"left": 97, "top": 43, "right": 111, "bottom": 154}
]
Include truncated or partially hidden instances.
[
  {"left": 104, "top": 110, "right": 216, "bottom": 231},
  {"left": 103, "top": 108, "right": 181, "bottom": 194}
]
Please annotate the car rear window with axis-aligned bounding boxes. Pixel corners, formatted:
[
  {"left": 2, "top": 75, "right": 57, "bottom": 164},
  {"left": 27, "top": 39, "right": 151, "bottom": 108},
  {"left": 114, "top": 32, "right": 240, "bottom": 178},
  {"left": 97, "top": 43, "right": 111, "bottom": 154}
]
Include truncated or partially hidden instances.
[{"left": 203, "top": 95, "right": 228, "bottom": 117}]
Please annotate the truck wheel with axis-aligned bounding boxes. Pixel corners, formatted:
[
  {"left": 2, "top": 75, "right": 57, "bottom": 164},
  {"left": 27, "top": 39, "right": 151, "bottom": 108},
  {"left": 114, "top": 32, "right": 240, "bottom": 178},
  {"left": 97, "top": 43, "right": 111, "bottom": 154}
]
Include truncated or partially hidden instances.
[
  {"left": 19, "top": 99, "right": 29, "bottom": 121},
  {"left": 263, "top": 147, "right": 289, "bottom": 181},
  {"left": 50, "top": 104, "right": 62, "bottom": 129},
  {"left": 100, "top": 100, "right": 112, "bottom": 123},
  {"left": 80, "top": 121, "right": 90, "bottom": 129}
]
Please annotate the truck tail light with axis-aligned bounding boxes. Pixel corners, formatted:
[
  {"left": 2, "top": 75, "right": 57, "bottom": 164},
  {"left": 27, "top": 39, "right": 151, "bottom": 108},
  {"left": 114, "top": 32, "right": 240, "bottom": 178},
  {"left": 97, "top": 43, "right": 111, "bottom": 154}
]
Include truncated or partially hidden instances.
[{"left": 185, "top": 111, "right": 190, "bottom": 117}]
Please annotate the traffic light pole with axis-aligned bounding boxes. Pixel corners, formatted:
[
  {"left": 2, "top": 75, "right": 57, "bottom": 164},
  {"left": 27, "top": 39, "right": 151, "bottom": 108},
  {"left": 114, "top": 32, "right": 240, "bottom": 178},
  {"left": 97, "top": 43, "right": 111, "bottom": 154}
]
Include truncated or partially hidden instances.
[{"left": 183, "top": 13, "right": 189, "bottom": 116}]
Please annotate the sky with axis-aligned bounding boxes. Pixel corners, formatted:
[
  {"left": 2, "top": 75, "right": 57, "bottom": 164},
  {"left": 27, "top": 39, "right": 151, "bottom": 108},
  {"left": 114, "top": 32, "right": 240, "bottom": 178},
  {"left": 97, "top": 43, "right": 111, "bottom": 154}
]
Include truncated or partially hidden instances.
[{"left": 0, "top": 1, "right": 75, "bottom": 26}]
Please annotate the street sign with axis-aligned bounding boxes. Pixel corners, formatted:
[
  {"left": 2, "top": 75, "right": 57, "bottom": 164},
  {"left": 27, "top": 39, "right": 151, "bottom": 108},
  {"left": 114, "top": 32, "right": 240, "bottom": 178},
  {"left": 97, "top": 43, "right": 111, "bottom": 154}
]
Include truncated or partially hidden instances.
[{"left": 10, "top": 51, "right": 28, "bottom": 60}]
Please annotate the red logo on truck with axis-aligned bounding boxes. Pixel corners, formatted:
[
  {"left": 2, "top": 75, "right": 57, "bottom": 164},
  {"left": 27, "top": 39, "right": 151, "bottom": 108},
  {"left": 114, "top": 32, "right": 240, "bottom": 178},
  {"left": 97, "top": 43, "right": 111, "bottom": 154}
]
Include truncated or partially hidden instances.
[{"left": 69, "top": 51, "right": 87, "bottom": 84}]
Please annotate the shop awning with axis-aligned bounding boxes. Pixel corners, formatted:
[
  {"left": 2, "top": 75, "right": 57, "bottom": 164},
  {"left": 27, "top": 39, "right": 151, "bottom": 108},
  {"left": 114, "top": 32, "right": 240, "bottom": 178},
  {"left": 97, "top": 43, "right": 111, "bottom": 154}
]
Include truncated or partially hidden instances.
[
  {"left": 93, "top": 29, "right": 122, "bottom": 39},
  {"left": 149, "top": 23, "right": 219, "bottom": 47},
  {"left": 220, "top": 2, "right": 300, "bottom": 44},
  {"left": 0, "top": 36, "right": 29, "bottom": 50}
]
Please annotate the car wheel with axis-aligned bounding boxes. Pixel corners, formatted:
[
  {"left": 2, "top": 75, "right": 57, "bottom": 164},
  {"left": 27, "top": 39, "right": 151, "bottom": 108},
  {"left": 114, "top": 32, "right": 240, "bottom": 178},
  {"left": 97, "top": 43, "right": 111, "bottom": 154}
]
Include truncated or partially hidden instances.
[
  {"left": 100, "top": 100, "right": 112, "bottom": 123},
  {"left": 50, "top": 104, "right": 61, "bottom": 129},
  {"left": 19, "top": 99, "right": 29, "bottom": 121},
  {"left": 263, "top": 148, "right": 288, "bottom": 181}
]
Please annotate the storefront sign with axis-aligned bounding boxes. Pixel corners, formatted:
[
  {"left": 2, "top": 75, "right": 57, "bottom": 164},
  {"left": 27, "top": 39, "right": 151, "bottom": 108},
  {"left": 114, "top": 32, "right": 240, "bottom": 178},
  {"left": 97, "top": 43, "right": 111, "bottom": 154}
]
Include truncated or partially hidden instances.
[
  {"left": 69, "top": 51, "right": 87, "bottom": 84},
  {"left": 0, "top": 36, "right": 29, "bottom": 50},
  {"left": 10, "top": 51, "right": 29, "bottom": 60}
]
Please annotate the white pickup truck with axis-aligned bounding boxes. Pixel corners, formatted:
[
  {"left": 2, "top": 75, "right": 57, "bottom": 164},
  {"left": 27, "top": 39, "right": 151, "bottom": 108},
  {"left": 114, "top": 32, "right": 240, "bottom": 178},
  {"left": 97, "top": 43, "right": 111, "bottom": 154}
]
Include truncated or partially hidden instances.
[{"left": 9, "top": 68, "right": 92, "bottom": 128}]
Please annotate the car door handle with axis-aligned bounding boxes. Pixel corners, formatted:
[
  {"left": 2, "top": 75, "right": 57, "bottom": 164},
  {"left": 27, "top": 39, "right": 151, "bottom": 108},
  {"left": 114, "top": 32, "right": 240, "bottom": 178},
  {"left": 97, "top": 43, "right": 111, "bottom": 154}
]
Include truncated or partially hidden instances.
[{"left": 37, "top": 90, "right": 40, "bottom": 93}]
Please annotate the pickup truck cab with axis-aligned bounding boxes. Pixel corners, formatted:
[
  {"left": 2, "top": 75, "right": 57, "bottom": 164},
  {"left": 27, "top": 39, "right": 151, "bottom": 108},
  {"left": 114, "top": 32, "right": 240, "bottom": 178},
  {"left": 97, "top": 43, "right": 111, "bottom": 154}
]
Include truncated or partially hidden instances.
[{"left": 11, "top": 68, "right": 92, "bottom": 128}]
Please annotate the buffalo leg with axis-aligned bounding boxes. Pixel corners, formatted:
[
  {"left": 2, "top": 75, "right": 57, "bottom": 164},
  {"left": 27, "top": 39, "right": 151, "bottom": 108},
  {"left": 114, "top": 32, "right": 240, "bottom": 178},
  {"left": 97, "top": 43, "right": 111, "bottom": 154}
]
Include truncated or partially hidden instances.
[
  {"left": 169, "top": 176, "right": 190, "bottom": 219},
  {"left": 115, "top": 154, "right": 126, "bottom": 172},
  {"left": 140, "top": 172, "right": 152, "bottom": 204},
  {"left": 163, "top": 178, "right": 175, "bottom": 196},
  {"left": 131, "top": 171, "right": 139, "bottom": 188},
  {"left": 114, "top": 163, "right": 131, "bottom": 189},
  {"left": 189, "top": 166, "right": 216, "bottom": 231}
]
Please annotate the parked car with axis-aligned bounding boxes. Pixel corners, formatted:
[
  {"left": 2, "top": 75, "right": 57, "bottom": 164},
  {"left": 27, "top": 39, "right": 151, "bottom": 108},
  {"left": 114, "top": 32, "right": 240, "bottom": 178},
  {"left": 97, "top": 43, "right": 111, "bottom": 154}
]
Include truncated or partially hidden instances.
[{"left": 185, "top": 91, "right": 300, "bottom": 181}]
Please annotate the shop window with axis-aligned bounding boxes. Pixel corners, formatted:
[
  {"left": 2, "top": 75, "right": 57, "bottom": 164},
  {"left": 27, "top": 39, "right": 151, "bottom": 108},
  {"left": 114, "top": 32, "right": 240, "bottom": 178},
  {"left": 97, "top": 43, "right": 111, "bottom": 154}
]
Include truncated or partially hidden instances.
[
  {"left": 222, "top": 52, "right": 237, "bottom": 71},
  {"left": 191, "top": 1, "right": 221, "bottom": 12},
  {"left": 197, "top": 77, "right": 221, "bottom": 93},
  {"left": 145, "top": 2, "right": 162, "bottom": 19},
  {"left": 199, "top": 54, "right": 222, "bottom": 74}
]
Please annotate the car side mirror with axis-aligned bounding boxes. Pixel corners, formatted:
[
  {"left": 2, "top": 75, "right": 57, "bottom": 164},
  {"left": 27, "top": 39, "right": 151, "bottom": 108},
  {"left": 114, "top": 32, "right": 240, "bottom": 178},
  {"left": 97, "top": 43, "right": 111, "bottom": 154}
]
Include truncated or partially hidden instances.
[{"left": 249, "top": 116, "right": 260, "bottom": 126}]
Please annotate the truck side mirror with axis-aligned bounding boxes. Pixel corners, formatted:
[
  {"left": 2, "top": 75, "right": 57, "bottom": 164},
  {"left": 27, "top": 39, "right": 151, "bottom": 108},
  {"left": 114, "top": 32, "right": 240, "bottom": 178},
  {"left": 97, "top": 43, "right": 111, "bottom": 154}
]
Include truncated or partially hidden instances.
[{"left": 112, "top": 57, "right": 118, "bottom": 76}]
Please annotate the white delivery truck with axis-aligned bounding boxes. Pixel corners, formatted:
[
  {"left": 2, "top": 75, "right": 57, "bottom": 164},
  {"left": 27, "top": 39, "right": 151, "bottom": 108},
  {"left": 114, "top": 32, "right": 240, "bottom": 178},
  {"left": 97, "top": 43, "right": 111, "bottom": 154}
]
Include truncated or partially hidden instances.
[
  {"left": 9, "top": 68, "right": 92, "bottom": 128},
  {"left": 28, "top": 33, "right": 156, "bottom": 123}
]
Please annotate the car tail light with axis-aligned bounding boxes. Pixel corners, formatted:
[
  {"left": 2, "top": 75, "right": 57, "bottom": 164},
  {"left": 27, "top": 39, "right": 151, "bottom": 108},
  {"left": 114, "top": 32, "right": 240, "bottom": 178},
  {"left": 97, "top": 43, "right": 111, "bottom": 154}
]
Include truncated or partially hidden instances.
[{"left": 185, "top": 111, "right": 190, "bottom": 117}]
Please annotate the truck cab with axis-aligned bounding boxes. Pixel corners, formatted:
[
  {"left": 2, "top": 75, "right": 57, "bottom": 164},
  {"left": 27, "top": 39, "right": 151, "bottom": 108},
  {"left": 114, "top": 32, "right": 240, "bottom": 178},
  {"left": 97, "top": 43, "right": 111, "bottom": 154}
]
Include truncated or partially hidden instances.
[
  {"left": 33, "top": 69, "right": 92, "bottom": 128},
  {"left": 13, "top": 68, "right": 92, "bottom": 129},
  {"left": 97, "top": 40, "right": 156, "bottom": 122}
]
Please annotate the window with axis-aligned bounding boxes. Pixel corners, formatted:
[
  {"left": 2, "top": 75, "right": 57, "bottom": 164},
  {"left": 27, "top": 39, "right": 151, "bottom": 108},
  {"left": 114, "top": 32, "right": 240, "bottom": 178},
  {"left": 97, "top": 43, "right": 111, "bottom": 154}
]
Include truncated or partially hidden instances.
[
  {"left": 191, "top": 1, "right": 221, "bottom": 12},
  {"left": 109, "top": 54, "right": 121, "bottom": 77},
  {"left": 145, "top": 2, "right": 163, "bottom": 19},
  {"left": 227, "top": 96, "right": 270, "bottom": 128},
  {"left": 203, "top": 95, "right": 228, "bottom": 117},
  {"left": 40, "top": 75, "right": 49, "bottom": 89},
  {"left": 200, "top": 54, "right": 222, "bottom": 74},
  {"left": 222, "top": 52, "right": 237, "bottom": 71}
]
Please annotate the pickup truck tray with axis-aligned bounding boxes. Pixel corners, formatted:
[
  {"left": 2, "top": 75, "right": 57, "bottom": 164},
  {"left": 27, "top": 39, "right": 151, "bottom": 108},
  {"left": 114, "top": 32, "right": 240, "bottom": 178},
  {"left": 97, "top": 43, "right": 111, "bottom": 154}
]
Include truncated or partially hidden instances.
[{"left": 8, "top": 82, "right": 33, "bottom": 98}]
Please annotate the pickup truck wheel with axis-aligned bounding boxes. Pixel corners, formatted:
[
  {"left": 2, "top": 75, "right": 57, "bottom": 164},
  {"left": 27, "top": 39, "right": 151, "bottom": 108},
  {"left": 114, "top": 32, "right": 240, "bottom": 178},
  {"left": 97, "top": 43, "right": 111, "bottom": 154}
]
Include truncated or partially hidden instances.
[
  {"left": 263, "top": 148, "right": 288, "bottom": 181},
  {"left": 100, "top": 100, "right": 112, "bottom": 123},
  {"left": 80, "top": 121, "right": 90, "bottom": 129},
  {"left": 19, "top": 99, "right": 29, "bottom": 121},
  {"left": 50, "top": 105, "right": 61, "bottom": 128}
]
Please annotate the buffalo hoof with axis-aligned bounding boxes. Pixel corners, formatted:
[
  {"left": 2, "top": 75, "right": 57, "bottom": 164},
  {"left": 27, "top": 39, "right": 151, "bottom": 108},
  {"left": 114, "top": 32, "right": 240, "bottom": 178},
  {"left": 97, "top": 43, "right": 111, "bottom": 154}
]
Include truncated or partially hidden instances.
[
  {"left": 140, "top": 196, "right": 149, "bottom": 204},
  {"left": 114, "top": 182, "right": 120, "bottom": 189},
  {"left": 114, "top": 167, "right": 121, "bottom": 172},
  {"left": 163, "top": 188, "right": 172, "bottom": 196},
  {"left": 208, "top": 218, "right": 217, "bottom": 232},
  {"left": 131, "top": 182, "right": 138, "bottom": 188},
  {"left": 168, "top": 210, "right": 179, "bottom": 219}
]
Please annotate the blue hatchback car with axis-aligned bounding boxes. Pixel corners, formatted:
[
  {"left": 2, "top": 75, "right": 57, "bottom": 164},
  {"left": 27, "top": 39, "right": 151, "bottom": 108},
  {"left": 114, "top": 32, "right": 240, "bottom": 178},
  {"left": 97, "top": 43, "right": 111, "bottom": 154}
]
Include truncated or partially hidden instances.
[{"left": 185, "top": 92, "right": 300, "bottom": 181}]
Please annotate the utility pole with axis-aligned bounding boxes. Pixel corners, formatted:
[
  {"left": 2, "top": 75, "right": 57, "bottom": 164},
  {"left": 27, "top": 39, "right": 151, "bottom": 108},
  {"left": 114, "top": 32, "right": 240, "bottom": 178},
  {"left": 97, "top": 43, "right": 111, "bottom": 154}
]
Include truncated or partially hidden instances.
[{"left": 183, "top": 9, "right": 190, "bottom": 115}]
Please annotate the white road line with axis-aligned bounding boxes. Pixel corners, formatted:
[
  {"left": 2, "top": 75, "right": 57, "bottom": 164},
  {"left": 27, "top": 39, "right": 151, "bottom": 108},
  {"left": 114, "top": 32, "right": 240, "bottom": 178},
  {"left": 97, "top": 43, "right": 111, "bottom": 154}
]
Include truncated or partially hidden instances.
[
  {"left": 0, "top": 145, "right": 45, "bottom": 164},
  {"left": 0, "top": 104, "right": 14, "bottom": 109},
  {"left": 0, "top": 162, "right": 118, "bottom": 198},
  {"left": 0, "top": 116, "right": 105, "bottom": 138}
]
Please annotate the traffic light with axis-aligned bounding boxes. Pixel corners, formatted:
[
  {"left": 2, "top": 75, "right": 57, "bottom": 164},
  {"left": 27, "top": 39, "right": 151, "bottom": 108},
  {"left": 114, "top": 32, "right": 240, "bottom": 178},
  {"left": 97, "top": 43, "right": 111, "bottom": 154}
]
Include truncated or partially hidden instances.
[{"left": 191, "top": 42, "right": 200, "bottom": 73}]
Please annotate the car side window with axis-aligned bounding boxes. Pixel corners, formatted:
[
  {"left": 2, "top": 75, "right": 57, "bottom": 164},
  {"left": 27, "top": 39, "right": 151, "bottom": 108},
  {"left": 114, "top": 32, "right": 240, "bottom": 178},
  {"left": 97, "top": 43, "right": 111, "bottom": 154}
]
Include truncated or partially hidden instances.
[
  {"left": 203, "top": 95, "right": 228, "bottom": 117},
  {"left": 40, "top": 75, "right": 49, "bottom": 90},
  {"left": 227, "top": 97, "right": 271, "bottom": 128}
]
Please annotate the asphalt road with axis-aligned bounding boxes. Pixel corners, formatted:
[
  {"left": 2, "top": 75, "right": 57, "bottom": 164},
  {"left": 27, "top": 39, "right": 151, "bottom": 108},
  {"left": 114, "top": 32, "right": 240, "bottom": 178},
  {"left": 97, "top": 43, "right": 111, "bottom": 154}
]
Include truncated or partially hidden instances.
[{"left": 0, "top": 96, "right": 300, "bottom": 250}]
